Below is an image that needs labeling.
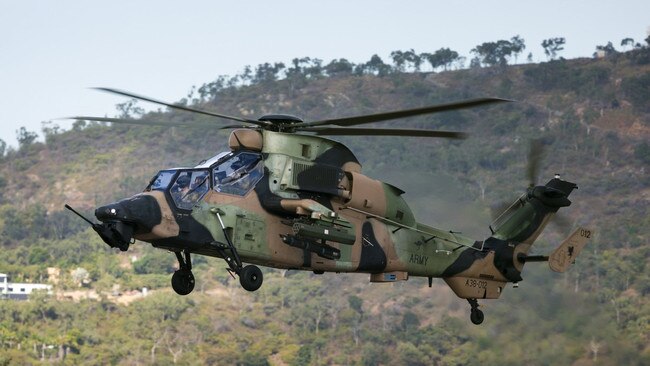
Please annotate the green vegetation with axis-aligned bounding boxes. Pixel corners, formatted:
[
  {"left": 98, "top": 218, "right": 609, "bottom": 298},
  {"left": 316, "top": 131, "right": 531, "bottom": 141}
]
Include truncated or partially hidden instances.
[{"left": 1, "top": 42, "right": 649, "bottom": 364}]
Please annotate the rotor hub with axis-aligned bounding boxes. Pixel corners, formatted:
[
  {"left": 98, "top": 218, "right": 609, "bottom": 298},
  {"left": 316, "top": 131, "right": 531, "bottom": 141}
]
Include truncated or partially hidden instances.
[{"left": 258, "top": 114, "right": 304, "bottom": 131}]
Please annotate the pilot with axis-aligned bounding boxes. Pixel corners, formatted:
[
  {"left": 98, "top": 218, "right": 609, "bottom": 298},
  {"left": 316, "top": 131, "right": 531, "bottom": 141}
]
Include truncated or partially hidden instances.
[
  {"left": 221, "top": 156, "right": 253, "bottom": 184},
  {"left": 216, "top": 154, "right": 262, "bottom": 194},
  {"left": 171, "top": 174, "right": 191, "bottom": 201},
  {"left": 192, "top": 172, "right": 208, "bottom": 190}
]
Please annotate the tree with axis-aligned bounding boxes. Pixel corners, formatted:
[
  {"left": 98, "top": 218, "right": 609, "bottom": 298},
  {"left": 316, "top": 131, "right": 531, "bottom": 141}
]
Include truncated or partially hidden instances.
[
  {"left": 303, "top": 58, "right": 324, "bottom": 79},
  {"left": 1, "top": 204, "right": 47, "bottom": 241},
  {"left": 133, "top": 251, "right": 175, "bottom": 274},
  {"left": 198, "top": 75, "right": 228, "bottom": 100},
  {"left": 16, "top": 127, "right": 38, "bottom": 148},
  {"left": 71, "top": 119, "right": 87, "bottom": 132},
  {"left": 401, "top": 311, "right": 420, "bottom": 330},
  {"left": 634, "top": 142, "right": 650, "bottom": 164},
  {"left": 253, "top": 62, "right": 286, "bottom": 84},
  {"left": 390, "top": 50, "right": 408, "bottom": 72},
  {"left": 510, "top": 35, "right": 526, "bottom": 63},
  {"left": 239, "top": 65, "right": 253, "bottom": 85},
  {"left": 115, "top": 99, "right": 144, "bottom": 118},
  {"left": 41, "top": 121, "right": 61, "bottom": 143},
  {"left": 359, "top": 54, "right": 391, "bottom": 76},
  {"left": 438, "top": 48, "right": 460, "bottom": 70},
  {"left": 28, "top": 247, "right": 50, "bottom": 265},
  {"left": 542, "top": 37, "right": 566, "bottom": 60},
  {"left": 471, "top": 39, "right": 516, "bottom": 67},
  {"left": 286, "top": 57, "right": 311, "bottom": 79},
  {"left": 621, "top": 37, "right": 635, "bottom": 51},
  {"left": 324, "top": 58, "right": 354, "bottom": 77},
  {"left": 422, "top": 48, "right": 460, "bottom": 72},
  {"left": 469, "top": 56, "right": 481, "bottom": 69},
  {"left": 403, "top": 49, "right": 422, "bottom": 71},
  {"left": 348, "top": 294, "right": 363, "bottom": 316},
  {"left": 130, "top": 294, "right": 193, "bottom": 364},
  {"left": 595, "top": 41, "right": 617, "bottom": 57}
]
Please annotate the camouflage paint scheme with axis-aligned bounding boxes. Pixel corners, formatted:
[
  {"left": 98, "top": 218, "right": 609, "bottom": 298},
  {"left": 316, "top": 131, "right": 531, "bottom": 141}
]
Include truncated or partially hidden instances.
[{"left": 95, "top": 129, "right": 585, "bottom": 303}]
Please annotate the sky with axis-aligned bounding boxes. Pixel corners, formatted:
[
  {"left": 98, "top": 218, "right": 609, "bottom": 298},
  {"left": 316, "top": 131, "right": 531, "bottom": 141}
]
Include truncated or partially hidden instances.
[{"left": 1, "top": 0, "right": 648, "bottom": 147}]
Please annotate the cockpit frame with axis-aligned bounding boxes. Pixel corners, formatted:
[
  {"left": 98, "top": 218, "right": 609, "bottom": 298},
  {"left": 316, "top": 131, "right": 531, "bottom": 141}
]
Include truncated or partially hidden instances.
[{"left": 145, "top": 150, "right": 264, "bottom": 211}]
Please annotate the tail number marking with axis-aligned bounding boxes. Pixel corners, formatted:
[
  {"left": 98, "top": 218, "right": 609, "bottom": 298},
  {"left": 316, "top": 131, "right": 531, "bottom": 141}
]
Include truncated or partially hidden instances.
[
  {"left": 579, "top": 229, "right": 591, "bottom": 239},
  {"left": 465, "top": 279, "right": 488, "bottom": 289}
]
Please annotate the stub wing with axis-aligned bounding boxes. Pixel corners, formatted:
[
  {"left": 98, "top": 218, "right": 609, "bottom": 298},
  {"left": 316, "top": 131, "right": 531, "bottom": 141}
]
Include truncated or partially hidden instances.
[{"left": 548, "top": 227, "right": 592, "bottom": 273}]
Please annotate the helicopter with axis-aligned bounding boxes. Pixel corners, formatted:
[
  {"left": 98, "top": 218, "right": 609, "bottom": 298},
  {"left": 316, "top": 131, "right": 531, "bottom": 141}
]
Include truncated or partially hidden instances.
[{"left": 65, "top": 88, "right": 591, "bottom": 325}]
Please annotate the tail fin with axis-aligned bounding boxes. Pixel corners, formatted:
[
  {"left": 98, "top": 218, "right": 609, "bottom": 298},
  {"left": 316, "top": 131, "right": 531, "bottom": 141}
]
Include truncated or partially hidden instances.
[{"left": 548, "top": 227, "right": 592, "bottom": 272}]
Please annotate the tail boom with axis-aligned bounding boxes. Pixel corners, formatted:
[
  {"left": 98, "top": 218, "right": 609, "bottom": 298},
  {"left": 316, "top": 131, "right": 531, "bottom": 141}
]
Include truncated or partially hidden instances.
[{"left": 441, "top": 177, "right": 579, "bottom": 298}]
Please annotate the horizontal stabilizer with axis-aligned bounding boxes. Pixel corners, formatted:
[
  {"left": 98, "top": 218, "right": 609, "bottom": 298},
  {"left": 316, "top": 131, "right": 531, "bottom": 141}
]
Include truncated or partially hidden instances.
[{"left": 549, "top": 227, "right": 592, "bottom": 272}]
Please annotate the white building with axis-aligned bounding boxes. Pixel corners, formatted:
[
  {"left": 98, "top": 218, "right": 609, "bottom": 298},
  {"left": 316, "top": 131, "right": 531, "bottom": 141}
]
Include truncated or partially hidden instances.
[{"left": 0, "top": 273, "right": 52, "bottom": 300}]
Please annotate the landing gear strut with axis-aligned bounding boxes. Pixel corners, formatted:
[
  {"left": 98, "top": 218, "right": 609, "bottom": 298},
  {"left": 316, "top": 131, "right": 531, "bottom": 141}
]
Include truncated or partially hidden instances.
[
  {"left": 468, "top": 298, "right": 484, "bottom": 325},
  {"left": 213, "top": 210, "right": 263, "bottom": 292},
  {"left": 171, "top": 250, "right": 195, "bottom": 295}
]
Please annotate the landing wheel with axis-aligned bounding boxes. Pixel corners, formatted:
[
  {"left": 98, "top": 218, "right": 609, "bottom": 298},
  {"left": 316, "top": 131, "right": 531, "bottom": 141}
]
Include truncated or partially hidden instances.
[
  {"left": 468, "top": 298, "right": 484, "bottom": 325},
  {"left": 239, "top": 265, "right": 263, "bottom": 291},
  {"left": 470, "top": 308, "right": 484, "bottom": 325},
  {"left": 171, "top": 269, "right": 195, "bottom": 295}
]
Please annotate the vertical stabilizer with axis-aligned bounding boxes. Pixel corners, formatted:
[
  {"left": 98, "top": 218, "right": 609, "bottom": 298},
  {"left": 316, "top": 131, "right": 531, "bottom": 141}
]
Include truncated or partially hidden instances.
[{"left": 549, "top": 227, "right": 592, "bottom": 272}]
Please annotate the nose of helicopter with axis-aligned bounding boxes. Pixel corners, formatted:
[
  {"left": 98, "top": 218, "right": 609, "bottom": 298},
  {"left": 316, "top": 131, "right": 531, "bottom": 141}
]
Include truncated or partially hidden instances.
[
  {"left": 93, "top": 194, "right": 164, "bottom": 250},
  {"left": 94, "top": 194, "right": 163, "bottom": 251},
  {"left": 95, "top": 194, "right": 163, "bottom": 230}
]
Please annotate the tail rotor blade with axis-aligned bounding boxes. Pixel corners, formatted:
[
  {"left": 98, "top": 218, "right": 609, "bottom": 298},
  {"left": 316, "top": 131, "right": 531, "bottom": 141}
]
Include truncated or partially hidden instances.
[
  {"left": 527, "top": 139, "right": 544, "bottom": 187},
  {"left": 551, "top": 213, "right": 573, "bottom": 235}
]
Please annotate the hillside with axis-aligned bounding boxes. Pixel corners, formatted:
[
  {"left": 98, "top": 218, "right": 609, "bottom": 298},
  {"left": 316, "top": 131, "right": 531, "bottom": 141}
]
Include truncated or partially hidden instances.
[{"left": 0, "top": 49, "right": 649, "bottom": 365}]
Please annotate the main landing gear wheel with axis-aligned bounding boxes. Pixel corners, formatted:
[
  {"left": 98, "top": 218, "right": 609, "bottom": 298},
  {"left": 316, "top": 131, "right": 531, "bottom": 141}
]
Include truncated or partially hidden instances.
[
  {"left": 171, "top": 269, "right": 195, "bottom": 295},
  {"left": 239, "top": 265, "right": 263, "bottom": 292},
  {"left": 468, "top": 298, "right": 484, "bottom": 325}
]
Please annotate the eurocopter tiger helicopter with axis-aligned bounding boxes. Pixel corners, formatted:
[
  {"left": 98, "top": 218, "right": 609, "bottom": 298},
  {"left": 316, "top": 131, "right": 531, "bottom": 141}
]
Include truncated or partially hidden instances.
[{"left": 66, "top": 88, "right": 591, "bottom": 325}]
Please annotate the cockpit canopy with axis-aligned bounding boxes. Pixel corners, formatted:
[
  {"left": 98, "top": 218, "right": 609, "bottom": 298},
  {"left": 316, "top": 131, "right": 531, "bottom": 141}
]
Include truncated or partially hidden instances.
[{"left": 146, "top": 151, "right": 264, "bottom": 210}]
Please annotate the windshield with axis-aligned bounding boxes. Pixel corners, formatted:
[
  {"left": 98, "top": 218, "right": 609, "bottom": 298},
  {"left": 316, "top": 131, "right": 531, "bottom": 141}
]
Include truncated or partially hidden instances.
[
  {"left": 169, "top": 170, "right": 210, "bottom": 210},
  {"left": 213, "top": 152, "right": 263, "bottom": 196},
  {"left": 147, "top": 170, "right": 176, "bottom": 191}
]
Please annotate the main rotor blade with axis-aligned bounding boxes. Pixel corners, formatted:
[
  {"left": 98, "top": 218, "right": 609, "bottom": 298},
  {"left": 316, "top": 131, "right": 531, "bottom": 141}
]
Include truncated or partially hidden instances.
[
  {"left": 293, "top": 97, "right": 511, "bottom": 128},
  {"left": 66, "top": 116, "right": 233, "bottom": 129},
  {"left": 301, "top": 127, "right": 467, "bottom": 139},
  {"left": 93, "top": 87, "right": 268, "bottom": 127}
]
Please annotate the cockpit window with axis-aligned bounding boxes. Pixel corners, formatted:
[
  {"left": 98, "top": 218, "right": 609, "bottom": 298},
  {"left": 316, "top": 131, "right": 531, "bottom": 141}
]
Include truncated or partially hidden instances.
[
  {"left": 170, "top": 170, "right": 210, "bottom": 210},
  {"left": 147, "top": 170, "right": 176, "bottom": 191},
  {"left": 213, "top": 152, "right": 263, "bottom": 196}
]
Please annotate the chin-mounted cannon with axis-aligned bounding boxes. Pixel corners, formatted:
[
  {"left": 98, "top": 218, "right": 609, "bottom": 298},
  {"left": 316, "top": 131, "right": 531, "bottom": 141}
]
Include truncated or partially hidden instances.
[{"left": 65, "top": 204, "right": 134, "bottom": 251}]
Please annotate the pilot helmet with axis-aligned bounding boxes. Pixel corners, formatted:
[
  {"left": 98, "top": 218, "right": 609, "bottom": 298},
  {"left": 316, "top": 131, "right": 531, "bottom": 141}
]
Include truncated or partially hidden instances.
[{"left": 176, "top": 174, "right": 191, "bottom": 187}]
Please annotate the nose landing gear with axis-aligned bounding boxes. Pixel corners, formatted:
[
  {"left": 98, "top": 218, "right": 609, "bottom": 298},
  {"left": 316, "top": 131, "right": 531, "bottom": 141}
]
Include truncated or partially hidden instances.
[
  {"left": 172, "top": 251, "right": 196, "bottom": 295},
  {"left": 171, "top": 269, "right": 195, "bottom": 295}
]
